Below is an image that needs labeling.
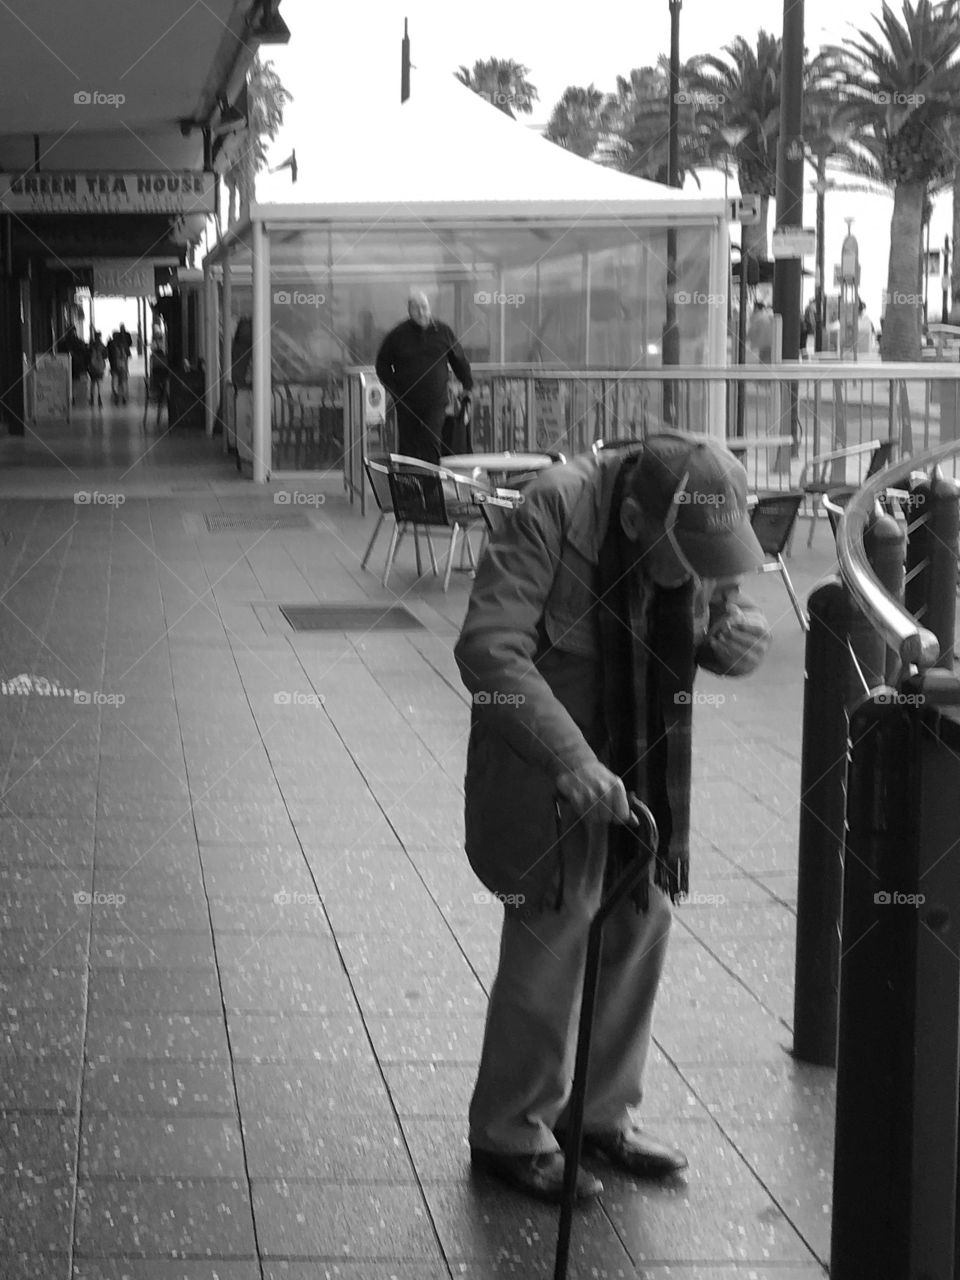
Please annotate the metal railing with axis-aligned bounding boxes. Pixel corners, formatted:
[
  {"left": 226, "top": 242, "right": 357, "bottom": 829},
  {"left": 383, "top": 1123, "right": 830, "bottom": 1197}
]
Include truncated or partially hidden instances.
[{"left": 342, "top": 362, "right": 960, "bottom": 508}]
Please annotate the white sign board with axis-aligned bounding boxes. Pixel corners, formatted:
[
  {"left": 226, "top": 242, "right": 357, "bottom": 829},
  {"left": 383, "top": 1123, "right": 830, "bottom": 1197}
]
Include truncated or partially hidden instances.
[
  {"left": 0, "top": 171, "right": 216, "bottom": 215},
  {"left": 772, "top": 227, "right": 817, "bottom": 258},
  {"left": 28, "top": 355, "right": 71, "bottom": 424},
  {"left": 93, "top": 260, "right": 154, "bottom": 297},
  {"left": 725, "top": 194, "right": 760, "bottom": 226}
]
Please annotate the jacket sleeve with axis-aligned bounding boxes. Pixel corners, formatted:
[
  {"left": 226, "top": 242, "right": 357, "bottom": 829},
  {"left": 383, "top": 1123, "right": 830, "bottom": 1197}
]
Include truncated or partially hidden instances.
[
  {"left": 696, "top": 579, "right": 771, "bottom": 677},
  {"left": 374, "top": 332, "right": 396, "bottom": 395},
  {"left": 454, "top": 483, "right": 598, "bottom": 782},
  {"left": 443, "top": 325, "right": 473, "bottom": 392}
]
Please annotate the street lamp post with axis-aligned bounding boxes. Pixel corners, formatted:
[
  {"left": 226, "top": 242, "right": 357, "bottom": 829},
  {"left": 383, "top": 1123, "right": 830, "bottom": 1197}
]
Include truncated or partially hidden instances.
[{"left": 662, "top": 0, "right": 682, "bottom": 426}]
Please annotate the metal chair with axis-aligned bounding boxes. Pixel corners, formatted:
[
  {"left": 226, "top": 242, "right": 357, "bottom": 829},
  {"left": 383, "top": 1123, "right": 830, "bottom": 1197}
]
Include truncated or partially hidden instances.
[
  {"left": 385, "top": 460, "right": 489, "bottom": 592},
  {"left": 749, "top": 491, "right": 809, "bottom": 631},
  {"left": 800, "top": 440, "right": 895, "bottom": 546}
]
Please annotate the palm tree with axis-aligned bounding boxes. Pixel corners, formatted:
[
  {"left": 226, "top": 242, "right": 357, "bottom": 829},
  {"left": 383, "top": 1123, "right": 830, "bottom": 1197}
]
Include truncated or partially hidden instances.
[
  {"left": 823, "top": 0, "right": 960, "bottom": 359},
  {"left": 455, "top": 58, "right": 538, "bottom": 119},
  {"left": 684, "top": 33, "right": 783, "bottom": 268},
  {"left": 227, "top": 55, "right": 292, "bottom": 227},
  {"left": 599, "top": 62, "right": 711, "bottom": 184},
  {"left": 544, "top": 85, "right": 609, "bottom": 157}
]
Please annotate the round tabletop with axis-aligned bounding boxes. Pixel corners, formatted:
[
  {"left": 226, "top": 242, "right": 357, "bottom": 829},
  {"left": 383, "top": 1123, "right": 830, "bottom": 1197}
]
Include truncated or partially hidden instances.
[{"left": 443, "top": 452, "right": 555, "bottom": 473}]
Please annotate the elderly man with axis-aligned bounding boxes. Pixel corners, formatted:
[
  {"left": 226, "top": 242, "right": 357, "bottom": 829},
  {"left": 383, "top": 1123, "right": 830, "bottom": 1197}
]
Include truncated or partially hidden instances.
[
  {"left": 375, "top": 290, "right": 473, "bottom": 464},
  {"left": 454, "top": 432, "right": 771, "bottom": 1203}
]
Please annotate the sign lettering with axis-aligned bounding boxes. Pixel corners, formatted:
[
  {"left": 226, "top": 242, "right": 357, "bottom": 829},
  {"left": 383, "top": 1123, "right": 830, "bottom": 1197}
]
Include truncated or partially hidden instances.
[{"left": 0, "top": 171, "right": 215, "bottom": 214}]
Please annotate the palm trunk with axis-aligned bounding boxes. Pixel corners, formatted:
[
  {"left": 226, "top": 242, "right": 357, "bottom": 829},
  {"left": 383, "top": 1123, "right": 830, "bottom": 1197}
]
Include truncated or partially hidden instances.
[
  {"left": 882, "top": 180, "right": 924, "bottom": 361},
  {"left": 741, "top": 197, "right": 769, "bottom": 268},
  {"left": 952, "top": 164, "right": 960, "bottom": 323}
]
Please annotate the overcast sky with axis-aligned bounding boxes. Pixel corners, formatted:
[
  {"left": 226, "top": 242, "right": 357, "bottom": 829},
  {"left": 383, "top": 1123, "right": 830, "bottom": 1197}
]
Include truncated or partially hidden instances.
[{"left": 259, "top": 0, "right": 955, "bottom": 320}]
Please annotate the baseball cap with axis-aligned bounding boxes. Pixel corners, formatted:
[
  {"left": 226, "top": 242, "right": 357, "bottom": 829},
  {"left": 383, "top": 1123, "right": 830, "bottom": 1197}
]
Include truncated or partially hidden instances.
[{"left": 629, "top": 432, "right": 765, "bottom": 578}]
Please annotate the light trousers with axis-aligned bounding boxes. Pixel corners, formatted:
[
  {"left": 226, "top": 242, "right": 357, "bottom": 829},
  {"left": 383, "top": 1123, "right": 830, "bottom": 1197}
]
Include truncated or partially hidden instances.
[{"left": 469, "top": 840, "right": 673, "bottom": 1154}]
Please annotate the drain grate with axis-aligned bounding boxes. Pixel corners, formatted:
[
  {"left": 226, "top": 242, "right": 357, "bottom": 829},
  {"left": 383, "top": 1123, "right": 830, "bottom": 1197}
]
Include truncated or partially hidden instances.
[
  {"left": 204, "top": 513, "right": 312, "bottom": 532},
  {"left": 281, "top": 603, "right": 425, "bottom": 632}
]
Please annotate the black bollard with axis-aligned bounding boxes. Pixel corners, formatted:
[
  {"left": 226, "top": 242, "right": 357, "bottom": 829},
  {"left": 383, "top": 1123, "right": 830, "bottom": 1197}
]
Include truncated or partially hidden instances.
[
  {"left": 832, "top": 686, "right": 960, "bottom": 1277},
  {"left": 792, "top": 581, "right": 849, "bottom": 1065}
]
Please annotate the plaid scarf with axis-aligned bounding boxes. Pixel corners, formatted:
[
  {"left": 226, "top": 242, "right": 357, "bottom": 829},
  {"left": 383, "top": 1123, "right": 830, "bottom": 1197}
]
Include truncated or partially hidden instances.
[{"left": 597, "top": 461, "right": 694, "bottom": 911}]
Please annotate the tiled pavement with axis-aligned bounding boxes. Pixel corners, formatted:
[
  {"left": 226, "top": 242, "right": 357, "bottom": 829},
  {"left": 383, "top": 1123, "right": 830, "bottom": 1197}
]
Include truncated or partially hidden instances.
[{"left": 0, "top": 406, "right": 840, "bottom": 1278}]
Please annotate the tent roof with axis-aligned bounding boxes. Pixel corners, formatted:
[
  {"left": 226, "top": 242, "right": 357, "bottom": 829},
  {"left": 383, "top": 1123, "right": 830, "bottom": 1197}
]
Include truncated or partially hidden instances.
[{"left": 251, "top": 71, "right": 724, "bottom": 224}]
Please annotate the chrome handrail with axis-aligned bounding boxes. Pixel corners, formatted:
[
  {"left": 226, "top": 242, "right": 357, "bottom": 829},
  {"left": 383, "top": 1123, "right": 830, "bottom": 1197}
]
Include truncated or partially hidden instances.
[{"left": 836, "top": 439, "right": 960, "bottom": 671}]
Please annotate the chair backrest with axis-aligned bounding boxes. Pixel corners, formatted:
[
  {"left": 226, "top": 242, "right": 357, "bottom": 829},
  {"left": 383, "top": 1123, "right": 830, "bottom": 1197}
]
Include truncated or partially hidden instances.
[
  {"left": 388, "top": 465, "right": 449, "bottom": 526},
  {"left": 821, "top": 488, "right": 856, "bottom": 539},
  {"left": 749, "top": 491, "right": 805, "bottom": 557},
  {"left": 865, "top": 439, "right": 896, "bottom": 480},
  {"left": 363, "top": 456, "right": 395, "bottom": 515}
]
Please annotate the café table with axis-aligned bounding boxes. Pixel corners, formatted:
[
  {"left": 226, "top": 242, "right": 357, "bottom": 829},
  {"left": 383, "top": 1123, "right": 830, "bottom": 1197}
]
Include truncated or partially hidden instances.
[{"left": 442, "top": 451, "right": 557, "bottom": 486}]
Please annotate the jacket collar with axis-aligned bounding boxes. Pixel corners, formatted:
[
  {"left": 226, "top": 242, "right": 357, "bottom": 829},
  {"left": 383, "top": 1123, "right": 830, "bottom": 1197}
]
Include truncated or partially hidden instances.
[{"left": 565, "top": 451, "right": 638, "bottom": 564}]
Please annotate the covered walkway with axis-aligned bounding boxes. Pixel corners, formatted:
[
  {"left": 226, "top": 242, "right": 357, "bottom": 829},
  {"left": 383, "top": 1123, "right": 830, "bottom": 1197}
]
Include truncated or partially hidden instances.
[{"left": 0, "top": 417, "right": 833, "bottom": 1277}]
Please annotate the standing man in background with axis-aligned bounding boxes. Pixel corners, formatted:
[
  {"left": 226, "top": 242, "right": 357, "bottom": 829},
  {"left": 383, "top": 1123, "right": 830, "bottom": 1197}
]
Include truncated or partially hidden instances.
[{"left": 376, "top": 290, "right": 473, "bottom": 464}]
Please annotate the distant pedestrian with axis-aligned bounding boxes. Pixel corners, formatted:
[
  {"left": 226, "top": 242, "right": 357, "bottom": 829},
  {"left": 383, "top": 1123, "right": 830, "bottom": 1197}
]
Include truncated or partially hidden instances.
[
  {"left": 107, "top": 331, "right": 130, "bottom": 405},
  {"left": 375, "top": 290, "right": 473, "bottom": 464},
  {"left": 87, "top": 331, "right": 107, "bottom": 407},
  {"left": 746, "top": 301, "right": 773, "bottom": 363}
]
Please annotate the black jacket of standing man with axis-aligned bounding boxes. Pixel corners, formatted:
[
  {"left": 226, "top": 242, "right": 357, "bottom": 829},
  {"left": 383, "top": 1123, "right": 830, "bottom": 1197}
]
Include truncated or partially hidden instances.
[{"left": 375, "top": 290, "right": 473, "bottom": 463}]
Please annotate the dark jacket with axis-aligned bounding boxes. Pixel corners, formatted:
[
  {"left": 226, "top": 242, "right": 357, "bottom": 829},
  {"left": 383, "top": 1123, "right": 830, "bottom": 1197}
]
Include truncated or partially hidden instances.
[
  {"left": 375, "top": 319, "right": 473, "bottom": 421},
  {"left": 454, "top": 451, "right": 768, "bottom": 911}
]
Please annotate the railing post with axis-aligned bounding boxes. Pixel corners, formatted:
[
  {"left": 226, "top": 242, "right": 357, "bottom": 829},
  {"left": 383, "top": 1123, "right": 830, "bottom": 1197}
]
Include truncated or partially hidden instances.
[
  {"left": 792, "top": 582, "right": 848, "bottom": 1065},
  {"left": 858, "top": 513, "right": 906, "bottom": 688},
  {"left": 905, "top": 468, "right": 960, "bottom": 670}
]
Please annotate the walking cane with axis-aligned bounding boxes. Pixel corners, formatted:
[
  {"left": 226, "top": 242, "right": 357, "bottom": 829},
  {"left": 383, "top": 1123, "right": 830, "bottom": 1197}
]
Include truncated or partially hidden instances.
[{"left": 553, "top": 793, "right": 659, "bottom": 1280}]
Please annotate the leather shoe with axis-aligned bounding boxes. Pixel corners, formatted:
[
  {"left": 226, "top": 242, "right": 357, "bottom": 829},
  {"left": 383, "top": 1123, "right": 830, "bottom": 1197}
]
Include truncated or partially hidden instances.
[
  {"left": 581, "top": 1127, "right": 688, "bottom": 1179},
  {"left": 470, "top": 1147, "right": 603, "bottom": 1202}
]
